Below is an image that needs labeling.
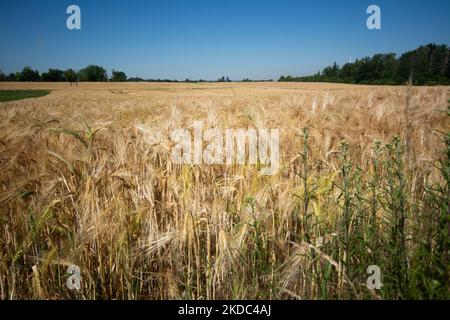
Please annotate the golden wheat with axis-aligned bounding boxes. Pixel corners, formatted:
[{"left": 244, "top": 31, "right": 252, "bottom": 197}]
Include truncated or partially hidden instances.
[{"left": 0, "top": 82, "right": 448, "bottom": 299}]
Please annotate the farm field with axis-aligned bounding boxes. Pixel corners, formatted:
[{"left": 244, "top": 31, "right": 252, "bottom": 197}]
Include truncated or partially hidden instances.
[
  {"left": 0, "top": 82, "right": 449, "bottom": 299},
  {"left": 0, "top": 90, "right": 51, "bottom": 102}
]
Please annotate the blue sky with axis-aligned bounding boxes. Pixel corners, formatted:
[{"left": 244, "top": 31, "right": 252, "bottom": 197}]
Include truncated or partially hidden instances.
[{"left": 0, "top": 0, "right": 449, "bottom": 80}]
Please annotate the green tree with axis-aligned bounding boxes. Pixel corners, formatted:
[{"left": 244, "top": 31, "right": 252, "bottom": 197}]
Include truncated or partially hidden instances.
[
  {"left": 447, "top": 48, "right": 450, "bottom": 79},
  {"left": 111, "top": 69, "right": 127, "bottom": 82},
  {"left": 77, "top": 65, "right": 107, "bottom": 82},
  {"left": 340, "top": 63, "right": 357, "bottom": 82},
  {"left": 397, "top": 44, "right": 450, "bottom": 85},
  {"left": 6, "top": 73, "right": 17, "bottom": 81},
  {"left": 282, "top": 44, "right": 449, "bottom": 85},
  {"left": 322, "top": 62, "right": 340, "bottom": 80},
  {"left": 127, "top": 77, "right": 145, "bottom": 82},
  {"left": 64, "top": 69, "right": 78, "bottom": 85},
  {"left": 19, "top": 66, "right": 40, "bottom": 82},
  {"left": 0, "top": 70, "right": 5, "bottom": 81},
  {"left": 380, "top": 53, "right": 398, "bottom": 84},
  {"left": 42, "top": 69, "right": 65, "bottom": 82}
]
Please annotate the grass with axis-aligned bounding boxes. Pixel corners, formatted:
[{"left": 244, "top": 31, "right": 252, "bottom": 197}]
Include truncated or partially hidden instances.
[
  {"left": 0, "top": 82, "right": 448, "bottom": 300},
  {"left": 0, "top": 90, "right": 50, "bottom": 102}
]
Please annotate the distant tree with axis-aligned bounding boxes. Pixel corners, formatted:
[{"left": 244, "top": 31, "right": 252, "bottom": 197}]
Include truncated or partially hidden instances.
[
  {"left": 6, "top": 73, "right": 17, "bottom": 81},
  {"left": 77, "top": 65, "right": 107, "bottom": 82},
  {"left": 19, "top": 66, "right": 40, "bottom": 82},
  {"left": 322, "top": 62, "right": 340, "bottom": 80},
  {"left": 111, "top": 69, "right": 127, "bottom": 82},
  {"left": 218, "top": 76, "right": 225, "bottom": 82},
  {"left": 340, "top": 63, "right": 357, "bottom": 82},
  {"left": 64, "top": 69, "right": 78, "bottom": 85},
  {"left": 397, "top": 44, "right": 449, "bottom": 85},
  {"left": 126, "top": 77, "right": 145, "bottom": 82},
  {"left": 447, "top": 48, "right": 450, "bottom": 79},
  {"left": 380, "top": 53, "right": 398, "bottom": 84},
  {"left": 284, "top": 75, "right": 295, "bottom": 82},
  {"left": 0, "top": 70, "right": 5, "bottom": 81},
  {"left": 281, "top": 44, "right": 449, "bottom": 85},
  {"left": 226, "top": 76, "right": 230, "bottom": 82},
  {"left": 42, "top": 68, "right": 65, "bottom": 82},
  {"left": 429, "top": 45, "right": 448, "bottom": 79}
]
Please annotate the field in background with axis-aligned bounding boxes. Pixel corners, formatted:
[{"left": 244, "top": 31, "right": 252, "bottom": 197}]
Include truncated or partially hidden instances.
[
  {"left": 0, "top": 82, "right": 449, "bottom": 299},
  {"left": 0, "top": 90, "right": 50, "bottom": 102}
]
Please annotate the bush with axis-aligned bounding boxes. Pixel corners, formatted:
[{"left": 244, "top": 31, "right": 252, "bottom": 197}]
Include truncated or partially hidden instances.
[
  {"left": 42, "top": 69, "right": 65, "bottom": 82},
  {"left": 77, "top": 65, "right": 107, "bottom": 82},
  {"left": 64, "top": 69, "right": 78, "bottom": 83},
  {"left": 111, "top": 70, "right": 127, "bottom": 82},
  {"left": 19, "top": 66, "right": 40, "bottom": 82},
  {"left": 6, "top": 73, "right": 18, "bottom": 81}
]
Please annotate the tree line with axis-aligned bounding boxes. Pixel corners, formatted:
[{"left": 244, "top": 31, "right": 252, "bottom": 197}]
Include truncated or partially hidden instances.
[
  {"left": 7, "top": 43, "right": 449, "bottom": 86},
  {"left": 0, "top": 65, "right": 127, "bottom": 83},
  {"left": 0, "top": 68, "right": 270, "bottom": 83},
  {"left": 279, "top": 44, "right": 450, "bottom": 85}
]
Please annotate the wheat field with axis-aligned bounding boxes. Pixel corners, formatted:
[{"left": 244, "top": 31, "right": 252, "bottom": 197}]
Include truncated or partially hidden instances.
[{"left": 0, "top": 82, "right": 449, "bottom": 299}]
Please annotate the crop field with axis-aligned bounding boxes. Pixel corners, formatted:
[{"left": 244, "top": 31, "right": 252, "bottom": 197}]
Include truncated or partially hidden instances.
[
  {"left": 0, "top": 90, "right": 50, "bottom": 102},
  {"left": 0, "top": 82, "right": 449, "bottom": 299}
]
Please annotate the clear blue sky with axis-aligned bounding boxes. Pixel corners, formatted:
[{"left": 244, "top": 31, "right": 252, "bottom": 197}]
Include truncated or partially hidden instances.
[{"left": 1, "top": 0, "right": 449, "bottom": 80}]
